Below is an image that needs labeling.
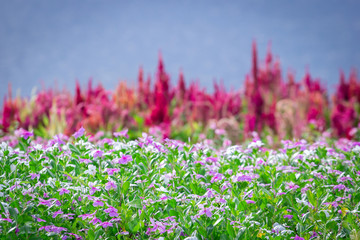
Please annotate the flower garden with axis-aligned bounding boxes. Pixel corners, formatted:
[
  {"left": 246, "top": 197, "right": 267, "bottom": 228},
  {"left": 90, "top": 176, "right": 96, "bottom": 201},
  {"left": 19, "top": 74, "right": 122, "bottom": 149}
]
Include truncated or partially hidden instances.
[{"left": 1, "top": 43, "right": 360, "bottom": 239}]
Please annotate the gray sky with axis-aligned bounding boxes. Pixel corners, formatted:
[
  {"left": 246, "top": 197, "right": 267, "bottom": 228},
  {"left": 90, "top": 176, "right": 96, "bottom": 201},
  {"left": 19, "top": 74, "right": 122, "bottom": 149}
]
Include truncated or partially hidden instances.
[{"left": 0, "top": 0, "right": 359, "bottom": 101}]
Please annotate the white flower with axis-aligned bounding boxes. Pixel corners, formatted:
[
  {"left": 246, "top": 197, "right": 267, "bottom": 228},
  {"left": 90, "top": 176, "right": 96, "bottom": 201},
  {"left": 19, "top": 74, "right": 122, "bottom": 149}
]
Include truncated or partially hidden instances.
[
  {"left": 84, "top": 165, "right": 97, "bottom": 175},
  {"left": 352, "top": 145, "right": 360, "bottom": 154},
  {"left": 247, "top": 140, "right": 264, "bottom": 149}
]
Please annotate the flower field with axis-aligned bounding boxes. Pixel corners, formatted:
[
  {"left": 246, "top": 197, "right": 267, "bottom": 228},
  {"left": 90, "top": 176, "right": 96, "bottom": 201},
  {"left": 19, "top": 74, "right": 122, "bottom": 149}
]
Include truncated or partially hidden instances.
[
  {"left": 1, "top": 42, "right": 360, "bottom": 143},
  {"left": 1, "top": 127, "right": 360, "bottom": 239},
  {"left": 1, "top": 43, "right": 360, "bottom": 239}
]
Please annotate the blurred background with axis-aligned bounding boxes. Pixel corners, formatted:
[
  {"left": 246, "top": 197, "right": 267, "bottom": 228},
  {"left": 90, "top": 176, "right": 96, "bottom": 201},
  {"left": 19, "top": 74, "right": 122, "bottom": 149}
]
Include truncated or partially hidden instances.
[{"left": 0, "top": 0, "right": 359, "bottom": 101}]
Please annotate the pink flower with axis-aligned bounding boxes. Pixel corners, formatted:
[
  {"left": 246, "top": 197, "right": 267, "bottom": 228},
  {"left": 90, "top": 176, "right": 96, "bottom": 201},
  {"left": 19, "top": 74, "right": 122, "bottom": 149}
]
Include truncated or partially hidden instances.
[
  {"left": 246, "top": 200, "right": 256, "bottom": 204},
  {"left": 284, "top": 215, "right": 293, "bottom": 219}
]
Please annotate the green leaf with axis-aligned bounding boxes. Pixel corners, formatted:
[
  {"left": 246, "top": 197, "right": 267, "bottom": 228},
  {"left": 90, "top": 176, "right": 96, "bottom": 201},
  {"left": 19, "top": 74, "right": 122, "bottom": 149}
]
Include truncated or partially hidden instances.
[
  {"left": 8, "top": 207, "right": 18, "bottom": 221},
  {"left": 69, "top": 144, "right": 81, "bottom": 156},
  {"left": 227, "top": 224, "right": 236, "bottom": 238},
  {"left": 214, "top": 217, "right": 224, "bottom": 227},
  {"left": 128, "top": 199, "right": 142, "bottom": 209},
  {"left": 87, "top": 228, "right": 95, "bottom": 240},
  {"left": 129, "top": 219, "right": 140, "bottom": 233},
  {"left": 95, "top": 229, "right": 104, "bottom": 239},
  {"left": 307, "top": 191, "right": 316, "bottom": 207},
  {"left": 122, "top": 181, "right": 130, "bottom": 194}
]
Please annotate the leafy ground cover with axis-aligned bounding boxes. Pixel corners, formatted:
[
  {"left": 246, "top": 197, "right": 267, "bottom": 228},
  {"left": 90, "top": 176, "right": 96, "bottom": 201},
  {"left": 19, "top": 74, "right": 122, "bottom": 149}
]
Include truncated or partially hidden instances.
[{"left": 1, "top": 127, "right": 360, "bottom": 239}]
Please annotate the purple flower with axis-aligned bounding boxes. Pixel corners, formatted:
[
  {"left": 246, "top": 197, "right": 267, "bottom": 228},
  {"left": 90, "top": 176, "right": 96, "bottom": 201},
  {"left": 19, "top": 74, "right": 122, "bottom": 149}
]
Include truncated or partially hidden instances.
[
  {"left": 14, "top": 128, "right": 33, "bottom": 139},
  {"left": 199, "top": 207, "right": 212, "bottom": 218},
  {"left": 114, "top": 129, "right": 129, "bottom": 138},
  {"left": 52, "top": 210, "right": 63, "bottom": 218},
  {"left": 160, "top": 195, "right": 170, "bottom": 201},
  {"left": 73, "top": 127, "right": 85, "bottom": 139},
  {"left": 333, "top": 184, "right": 347, "bottom": 191},
  {"left": 291, "top": 235, "right": 305, "bottom": 240},
  {"left": 35, "top": 217, "right": 46, "bottom": 222},
  {"left": 286, "top": 182, "right": 300, "bottom": 191},
  {"left": 205, "top": 157, "right": 218, "bottom": 163},
  {"left": 246, "top": 200, "right": 256, "bottom": 204},
  {"left": 78, "top": 213, "right": 94, "bottom": 220},
  {"left": 89, "top": 217, "right": 102, "bottom": 225},
  {"left": 99, "top": 222, "right": 113, "bottom": 228},
  {"left": 338, "top": 176, "right": 352, "bottom": 182},
  {"left": 105, "top": 207, "right": 119, "bottom": 217},
  {"left": 58, "top": 188, "right": 70, "bottom": 195},
  {"left": 39, "top": 225, "right": 67, "bottom": 233},
  {"left": 54, "top": 134, "right": 66, "bottom": 145},
  {"left": 284, "top": 215, "right": 293, "bottom": 219},
  {"left": 211, "top": 173, "right": 224, "bottom": 183},
  {"left": 204, "top": 208, "right": 212, "bottom": 218},
  {"left": 38, "top": 198, "right": 57, "bottom": 207},
  {"left": 79, "top": 158, "right": 92, "bottom": 164},
  {"left": 115, "top": 154, "right": 133, "bottom": 164},
  {"left": 93, "top": 150, "right": 104, "bottom": 158},
  {"left": 89, "top": 183, "right": 101, "bottom": 195},
  {"left": 0, "top": 218, "right": 13, "bottom": 223},
  {"left": 105, "top": 181, "right": 117, "bottom": 191},
  {"left": 29, "top": 173, "right": 40, "bottom": 180},
  {"left": 93, "top": 200, "right": 104, "bottom": 207},
  {"left": 235, "top": 174, "right": 253, "bottom": 182},
  {"left": 104, "top": 168, "right": 120, "bottom": 175}
]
